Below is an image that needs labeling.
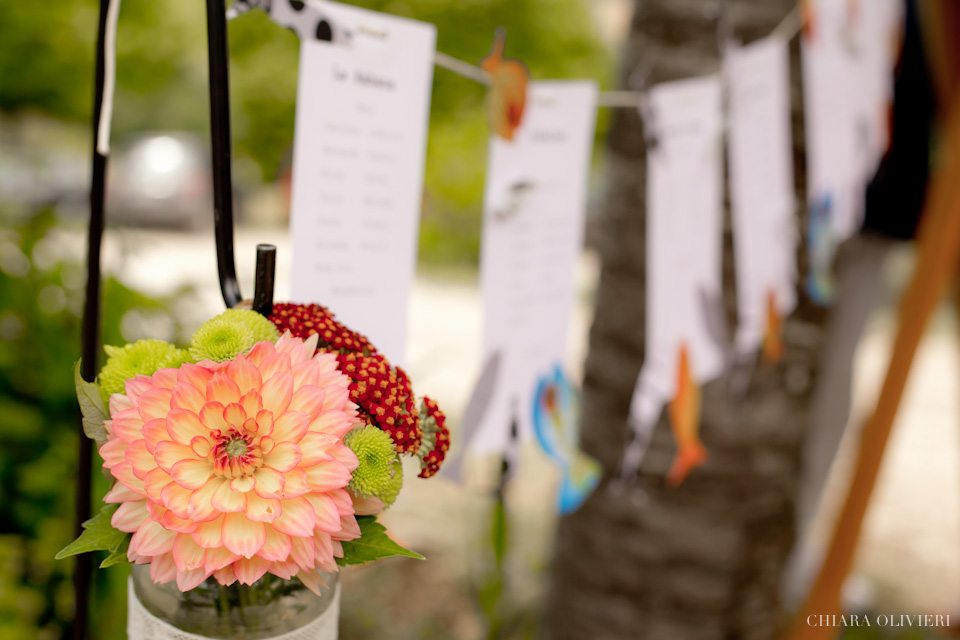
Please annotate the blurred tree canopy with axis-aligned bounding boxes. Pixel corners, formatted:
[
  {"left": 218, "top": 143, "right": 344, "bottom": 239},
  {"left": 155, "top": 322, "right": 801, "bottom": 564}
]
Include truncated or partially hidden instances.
[{"left": 0, "top": 0, "right": 611, "bottom": 263}]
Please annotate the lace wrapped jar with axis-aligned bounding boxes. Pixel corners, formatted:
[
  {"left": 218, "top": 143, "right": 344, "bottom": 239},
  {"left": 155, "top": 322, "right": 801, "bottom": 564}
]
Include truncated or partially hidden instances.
[{"left": 128, "top": 565, "right": 340, "bottom": 640}]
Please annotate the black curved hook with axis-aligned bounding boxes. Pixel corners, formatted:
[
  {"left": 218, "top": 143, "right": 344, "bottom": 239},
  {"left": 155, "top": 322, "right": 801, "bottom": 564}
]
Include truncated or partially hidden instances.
[{"left": 205, "top": 0, "right": 243, "bottom": 308}]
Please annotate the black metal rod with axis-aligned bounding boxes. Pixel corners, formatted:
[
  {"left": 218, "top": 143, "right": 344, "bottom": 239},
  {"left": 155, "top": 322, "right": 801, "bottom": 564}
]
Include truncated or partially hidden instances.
[
  {"left": 73, "top": 0, "right": 112, "bottom": 637},
  {"left": 253, "top": 244, "right": 276, "bottom": 317},
  {"left": 206, "top": 0, "right": 242, "bottom": 308}
]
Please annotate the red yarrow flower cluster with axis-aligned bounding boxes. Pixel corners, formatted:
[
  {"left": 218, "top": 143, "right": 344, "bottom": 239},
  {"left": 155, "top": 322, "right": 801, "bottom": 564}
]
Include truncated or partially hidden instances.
[
  {"left": 418, "top": 397, "right": 450, "bottom": 479},
  {"left": 268, "top": 303, "right": 377, "bottom": 356}
]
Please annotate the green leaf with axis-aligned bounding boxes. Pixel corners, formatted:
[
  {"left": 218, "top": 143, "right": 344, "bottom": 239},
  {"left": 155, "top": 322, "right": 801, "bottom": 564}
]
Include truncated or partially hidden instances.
[
  {"left": 335, "top": 516, "right": 424, "bottom": 566},
  {"left": 55, "top": 504, "right": 125, "bottom": 560},
  {"left": 75, "top": 360, "right": 109, "bottom": 449},
  {"left": 100, "top": 535, "right": 131, "bottom": 568}
]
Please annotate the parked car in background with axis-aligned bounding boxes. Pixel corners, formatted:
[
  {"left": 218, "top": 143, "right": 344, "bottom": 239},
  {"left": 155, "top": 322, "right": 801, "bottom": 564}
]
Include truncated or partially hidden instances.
[{"left": 107, "top": 132, "right": 214, "bottom": 229}]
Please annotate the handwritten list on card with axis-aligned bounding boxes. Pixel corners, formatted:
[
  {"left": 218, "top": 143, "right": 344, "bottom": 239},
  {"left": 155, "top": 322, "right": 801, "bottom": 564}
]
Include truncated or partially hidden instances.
[
  {"left": 471, "top": 81, "right": 598, "bottom": 453},
  {"left": 289, "top": 1, "right": 436, "bottom": 365}
]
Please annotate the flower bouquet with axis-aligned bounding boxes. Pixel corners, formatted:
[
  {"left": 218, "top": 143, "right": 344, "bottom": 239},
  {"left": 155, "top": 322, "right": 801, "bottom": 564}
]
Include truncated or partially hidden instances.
[{"left": 58, "top": 304, "right": 449, "bottom": 638}]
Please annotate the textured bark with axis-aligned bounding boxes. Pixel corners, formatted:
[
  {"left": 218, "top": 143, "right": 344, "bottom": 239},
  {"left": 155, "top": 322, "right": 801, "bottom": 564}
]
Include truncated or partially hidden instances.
[{"left": 545, "top": 2, "right": 828, "bottom": 639}]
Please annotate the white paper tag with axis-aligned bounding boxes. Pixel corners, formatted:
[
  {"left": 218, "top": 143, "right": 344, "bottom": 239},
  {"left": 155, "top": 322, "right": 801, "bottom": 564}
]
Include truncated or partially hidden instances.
[
  {"left": 470, "top": 81, "right": 598, "bottom": 454},
  {"left": 289, "top": 1, "right": 436, "bottom": 365},
  {"left": 727, "top": 36, "right": 797, "bottom": 354},
  {"left": 627, "top": 75, "right": 725, "bottom": 463}
]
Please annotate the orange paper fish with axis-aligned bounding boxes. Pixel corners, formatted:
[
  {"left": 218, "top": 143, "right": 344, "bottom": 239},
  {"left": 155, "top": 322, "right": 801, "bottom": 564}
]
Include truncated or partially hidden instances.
[
  {"left": 762, "top": 289, "right": 784, "bottom": 363},
  {"left": 666, "top": 344, "right": 706, "bottom": 486},
  {"left": 481, "top": 31, "right": 529, "bottom": 141}
]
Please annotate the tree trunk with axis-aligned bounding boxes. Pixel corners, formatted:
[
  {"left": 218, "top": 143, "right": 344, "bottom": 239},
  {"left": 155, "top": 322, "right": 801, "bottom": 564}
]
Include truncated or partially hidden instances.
[{"left": 545, "top": 1, "right": 828, "bottom": 638}]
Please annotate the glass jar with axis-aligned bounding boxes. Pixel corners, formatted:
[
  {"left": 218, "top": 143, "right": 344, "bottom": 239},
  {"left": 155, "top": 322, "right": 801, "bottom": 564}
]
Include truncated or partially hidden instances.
[{"left": 130, "top": 564, "right": 339, "bottom": 639}]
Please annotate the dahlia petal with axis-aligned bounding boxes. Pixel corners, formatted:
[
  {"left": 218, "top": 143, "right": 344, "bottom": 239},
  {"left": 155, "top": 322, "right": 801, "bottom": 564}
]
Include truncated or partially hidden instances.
[
  {"left": 271, "top": 497, "right": 316, "bottom": 537},
  {"left": 333, "top": 515, "right": 361, "bottom": 541},
  {"left": 166, "top": 409, "right": 208, "bottom": 446},
  {"left": 296, "top": 570, "right": 325, "bottom": 597},
  {"left": 352, "top": 493, "right": 386, "bottom": 516},
  {"left": 137, "top": 388, "right": 174, "bottom": 423},
  {"left": 176, "top": 567, "right": 211, "bottom": 592},
  {"left": 289, "top": 535, "right": 315, "bottom": 572},
  {"left": 204, "top": 546, "right": 241, "bottom": 573},
  {"left": 143, "top": 467, "right": 173, "bottom": 502},
  {"left": 141, "top": 418, "right": 169, "bottom": 454},
  {"left": 291, "top": 360, "right": 319, "bottom": 388},
  {"left": 111, "top": 462, "right": 146, "bottom": 496},
  {"left": 155, "top": 441, "right": 199, "bottom": 474},
  {"left": 246, "top": 493, "right": 281, "bottom": 523},
  {"left": 212, "top": 480, "right": 248, "bottom": 513},
  {"left": 304, "top": 461, "right": 352, "bottom": 494},
  {"left": 99, "top": 437, "right": 128, "bottom": 469},
  {"left": 261, "top": 372, "right": 294, "bottom": 415},
  {"left": 301, "top": 333, "right": 321, "bottom": 359},
  {"left": 332, "top": 540, "right": 343, "bottom": 558},
  {"left": 188, "top": 477, "right": 227, "bottom": 523},
  {"left": 213, "top": 565, "right": 237, "bottom": 586},
  {"left": 259, "top": 436, "right": 275, "bottom": 455},
  {"left": 258, "top": 526, "right": 292, "bottom": 562},
  {"left": 246, "top": 340, "right": 276, "bottom": 367},
  {"left": 298, "top": 433, "right": 338, "bottom": 467},
  {"left": 171, "top": 458, "right": 214, "bottom": 490},
  {"left": 316, "top": 371, "right": 348, "bottom": 389},
  {"left": 270, "top": 559, "right": 300, "bottom": 580},
  {"left": 104, "top": 481, "right": 143, "bottom": 504},
  {"left": 281, "top": 467, "right": 310, "bottom": 498},
  {"left": 191, "top": 436, "right": 212, "bottom": 458},
  {"left": 329, "top": 443, "right": 360, "bottom": 472},
  {"left": 110, "top": 411, "right": 145, "bottom": 444},
  {"left": 227, "top": 355, "right": 262, "bottom": 396},
  {"left": 178, "top": 363, "right": 215, "bottom": 393},
  {"left": 310, "top": 412, "right": 356, "bottom": 439},
  {"left": 230, "top": 476, "right": 256, "bottom": 493},
  {"left": 327, "top": 488, "right": 355, "bottom": 516},
  {"left": 152, "top": 368, "right": 180, "bottom": 390},
  {"left": 112, "top": 500, "right": 149, "bottom": 533},
  {"left": 124, "top": 440, "right": 157, "bottom": 480},
  {"left": 271, "top": 411, "right": 310, "bottom": 444},
  {"left": 109, "top": 393, "right": 133, "bottom": 416},
  {"left": 257, "top": 351, "right": 292, "bottom": 382},
  {"left": 320, "top": 386, "right": 349, "bottom": 412},
  {"left": 252, "top": 466, "right": 285, "bottom": 499},
  {"left": 124, "top": 375, "right": 154, "bottom": 402},
  {"left": 312, "top": 350, "right": 339, "bottom": 373},
  {"left": 313, "top": 531, "right": 335, "bottom": 565},
  {"left": 161, "top": 481, "right": 193, "bottom": 520},
  {"left": 303, "top": 493, "right": 341, "bottom": 534},
  {"left": 263, "top": 442, "right": 302, "bottom": 473},
  {"left": 171, "top": 382, "right": 206, "bottom": 414},
  {"left": 288, "top": 387, "right": 326, "bottom": 421},
  {"left": 199, "top": 402, "right": 228, "bottom": 432},
  {"left": 162, "top": 510, "right": 199, "bottom": 534},
  {"left": 239, "top": 390, "right": 263, "bottom": 422},
  {"left": 173, "top": 533, "right": 207, "bottom": 571},
  {"left": 222, "top": 512, "right": 266, "bottom": 558},
  {"left": 148, "top": 552, "right": 178, "bottom": 583},
  {"left": 255, "top": 410, "right": 274, "bottom": 437},
  {"left": 207, "top": 373, "right": 241, "bottom": 406},
  {"left": 191, "top": 515, "right": 224, "bottom": 549},
  {"left": 147, "top": 499, "right": 166, "bottom": 523},
  {"left": 130, "top": 519, "right": 176, "bottom": 557},
  {"left": 223, "top": 403, "right": 247, "bottom": 429}
]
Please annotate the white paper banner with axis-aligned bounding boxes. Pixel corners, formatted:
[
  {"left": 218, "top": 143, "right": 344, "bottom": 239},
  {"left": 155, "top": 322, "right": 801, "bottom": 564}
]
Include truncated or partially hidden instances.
[
  {"left": 627, "top": 75, "right": 725, "bottom": 463},
  {"left": 289, "top": 1, "right": 436, "bottom": 365},
  {"left": 470, "top": 81, "right": 599, "bottom": 454},
  {"left": 727, "top": 36, "right": 797, "bottom": 354}
]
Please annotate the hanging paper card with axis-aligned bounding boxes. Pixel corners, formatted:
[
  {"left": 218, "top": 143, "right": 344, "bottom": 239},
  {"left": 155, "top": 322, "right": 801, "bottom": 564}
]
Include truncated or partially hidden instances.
[
  {"left": 289, "top": 1, "right": 436, "bottom": 365},
  {"left": 726, "top": 36, "right": 797, "bottom": 361},
  {"left": 470, "top": 81, "right": 598, "bottom": 454},
  {"left": 626, "top": 75, "right": 725, "bottom": 482},
  {"left": 532, "top": 366, "right": 601, "bottom": 513}
]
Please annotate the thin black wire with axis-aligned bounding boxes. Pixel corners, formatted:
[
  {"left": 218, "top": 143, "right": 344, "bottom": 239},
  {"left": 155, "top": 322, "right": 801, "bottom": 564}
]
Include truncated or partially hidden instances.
[
  {"left": 206, "top": 0, "right": 242, "bottom": 308},
  {"left": 73, "top": 0, "right": 112, "bottom": 637}
]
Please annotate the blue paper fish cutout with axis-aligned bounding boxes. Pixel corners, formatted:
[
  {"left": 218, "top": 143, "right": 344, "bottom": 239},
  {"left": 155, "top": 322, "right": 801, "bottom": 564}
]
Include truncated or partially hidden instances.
[
  {"left": 532, "top": 367, "right": 601, "bottom": 514},
  {"left": 806, "top": 193, "right": 836, "bottom": 306}
]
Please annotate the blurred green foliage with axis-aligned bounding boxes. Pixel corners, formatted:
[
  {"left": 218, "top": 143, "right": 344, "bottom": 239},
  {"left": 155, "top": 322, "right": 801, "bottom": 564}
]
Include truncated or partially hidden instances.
[
  {"left": 0, "top": 0, "right": 611, "bottom": 265},
  {"left": 0, "top": 209, "right": 191, "bottom": 640}
]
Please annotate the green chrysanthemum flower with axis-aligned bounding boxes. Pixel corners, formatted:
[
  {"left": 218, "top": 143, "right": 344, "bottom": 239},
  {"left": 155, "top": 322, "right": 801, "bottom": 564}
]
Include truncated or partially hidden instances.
[
  {"left": 346, "top": 425, "right": 403, "bottom": 505},
  {"left": 99, "top": 340, "right": 190, "bottom": 402},
  {"left": 190, "top": 309, "right": 279, "bottom": 363}
]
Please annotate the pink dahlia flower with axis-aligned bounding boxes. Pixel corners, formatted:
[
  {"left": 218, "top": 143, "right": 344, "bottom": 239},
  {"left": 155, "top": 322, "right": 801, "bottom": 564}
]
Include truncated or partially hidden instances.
[{"left": 99, "top": 333, "right": 362, "bottom": 593}]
